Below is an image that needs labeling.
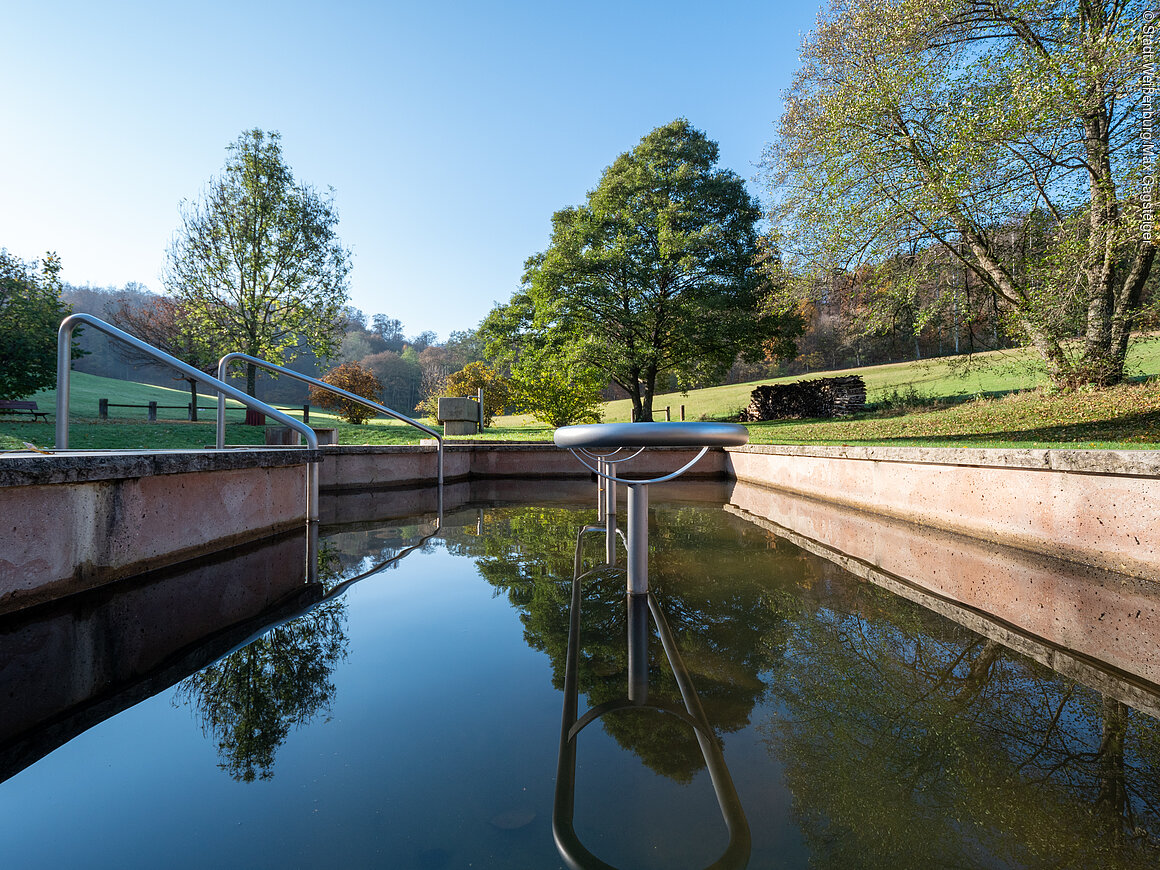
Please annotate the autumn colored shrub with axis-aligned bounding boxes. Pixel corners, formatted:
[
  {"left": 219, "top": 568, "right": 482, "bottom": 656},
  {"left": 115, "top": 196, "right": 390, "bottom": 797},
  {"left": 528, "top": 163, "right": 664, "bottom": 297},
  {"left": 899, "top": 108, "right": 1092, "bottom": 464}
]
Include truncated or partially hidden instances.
[{"left": 310, "top": 362, "right": 382, "bottom": 424}]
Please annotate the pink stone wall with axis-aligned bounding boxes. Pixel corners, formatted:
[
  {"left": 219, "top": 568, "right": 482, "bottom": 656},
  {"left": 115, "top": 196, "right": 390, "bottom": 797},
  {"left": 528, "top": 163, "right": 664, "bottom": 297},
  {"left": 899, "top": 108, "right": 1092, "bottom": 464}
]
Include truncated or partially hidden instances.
[
  {"left": 316, "top": 443, "right": 727, "bottom": 489},
  {"left": 726, "top": 445, "right": 1160, "bottom": 583},
  {"left": 728, "top": 480, "right": 1160, "bottom": 693},
  {"left": 1, "top": 463, "right": 308, "bottom": 613}
]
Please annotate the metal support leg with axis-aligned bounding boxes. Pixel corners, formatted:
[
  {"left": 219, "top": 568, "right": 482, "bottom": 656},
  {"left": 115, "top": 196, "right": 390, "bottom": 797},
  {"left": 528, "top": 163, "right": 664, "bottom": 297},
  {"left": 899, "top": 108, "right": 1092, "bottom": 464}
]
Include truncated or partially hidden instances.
[
  {"left": 307, "top": 462, "right": 319, "bottom": 523},
  {"left": 597, "top": 459, "right": 607, "bottom": 522},
  {"left": 605, "top": 466, "right": 617, "bottom": 566},
  {"left": 626, "top": 483, "right": 648, "bottom": 594},
  {"left": 627, "top": 592, "right": 649, "bottom": 704}
]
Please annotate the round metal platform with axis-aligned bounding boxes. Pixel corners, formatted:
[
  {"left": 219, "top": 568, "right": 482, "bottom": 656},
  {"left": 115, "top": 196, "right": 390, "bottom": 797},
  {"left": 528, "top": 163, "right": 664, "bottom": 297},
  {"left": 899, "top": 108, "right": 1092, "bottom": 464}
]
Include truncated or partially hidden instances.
[{"left": 553, "top": 421, "right": 749, "bottom": 449}]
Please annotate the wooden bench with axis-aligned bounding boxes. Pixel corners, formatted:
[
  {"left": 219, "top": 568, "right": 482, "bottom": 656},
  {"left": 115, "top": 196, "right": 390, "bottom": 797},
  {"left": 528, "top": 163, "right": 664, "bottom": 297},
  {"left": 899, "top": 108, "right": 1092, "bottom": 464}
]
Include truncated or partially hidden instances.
[{"left": 0, "top": 400, "right": 49, "bottom": 421}]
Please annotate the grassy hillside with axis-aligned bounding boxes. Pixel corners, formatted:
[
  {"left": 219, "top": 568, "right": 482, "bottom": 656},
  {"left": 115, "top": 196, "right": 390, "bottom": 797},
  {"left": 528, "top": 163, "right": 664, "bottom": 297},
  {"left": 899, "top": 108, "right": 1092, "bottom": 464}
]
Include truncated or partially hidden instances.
[
  {"left": 19, "top": 371, "right": 248, "bottom": 419},
  {"left": 0, "top": 371, "right": 441, "bottom": 451},
  {"left": 5, "top": 338, "right": 1159, "bottom": 451},
  {"left": 744, "top": 379, "right": 1160, "bottom": 449},
  {"left": 594, "top": 338, "right": 1160, "bottom": 423}
]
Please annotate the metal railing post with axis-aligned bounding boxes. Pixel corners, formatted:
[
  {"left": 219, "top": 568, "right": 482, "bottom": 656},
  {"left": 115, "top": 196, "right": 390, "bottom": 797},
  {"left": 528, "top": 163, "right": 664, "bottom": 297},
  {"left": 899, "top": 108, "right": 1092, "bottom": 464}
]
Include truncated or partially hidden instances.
[
  {"left": 55, "top": 324, "right": 73, "bottom": 448},
  {"left": 626, "top": 483, "right": 648, "bottom": 595},
  {"left": 54, "top": 315, "right": 320, "bottom": 523},
  {"left": 216, "top": 352, "right": 444, "bottom": 502},
  {"left": 604, "top": 462, "right": 617, "bottom": 566}
]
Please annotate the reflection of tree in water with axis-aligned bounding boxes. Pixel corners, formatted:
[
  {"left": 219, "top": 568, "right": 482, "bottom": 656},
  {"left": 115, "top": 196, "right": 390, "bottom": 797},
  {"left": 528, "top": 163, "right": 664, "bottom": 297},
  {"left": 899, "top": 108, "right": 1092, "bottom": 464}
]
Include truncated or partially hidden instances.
[
  {"left": 447, "top": 503, "right": 1160, "bottom": 862},
  {"left": 175, "top": 546, "right": 349, "bottom": 782},
  {"left": 442, "top": 503, "right": 798, "bottom": 781},
  {"left": 763, "top": 562, "right": 1160, "bottom": 868}
]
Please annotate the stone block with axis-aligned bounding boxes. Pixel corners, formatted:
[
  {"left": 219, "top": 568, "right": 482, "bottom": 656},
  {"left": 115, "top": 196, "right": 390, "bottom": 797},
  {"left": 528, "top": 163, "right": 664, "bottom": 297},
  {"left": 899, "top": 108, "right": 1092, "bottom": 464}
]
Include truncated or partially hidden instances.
[
  {"left": 437, "top": 397, "right": 480, "bottom": 423},
  {"left": 445, "top": 420, "right": 478, "bottom": 436},
  {"left": 265, "top": 426, "right": 339, "bottom": 445}
]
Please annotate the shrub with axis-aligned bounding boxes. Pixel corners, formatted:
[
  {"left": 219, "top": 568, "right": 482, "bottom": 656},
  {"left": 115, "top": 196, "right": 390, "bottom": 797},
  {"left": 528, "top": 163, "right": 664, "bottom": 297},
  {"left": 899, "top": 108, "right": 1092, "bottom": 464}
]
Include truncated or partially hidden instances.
[
  {"left": 310, "top": 362, "right": 382, "bottom": 424},
  {"left": 513, "top": 366, "right": 603, "bottom": 428}
]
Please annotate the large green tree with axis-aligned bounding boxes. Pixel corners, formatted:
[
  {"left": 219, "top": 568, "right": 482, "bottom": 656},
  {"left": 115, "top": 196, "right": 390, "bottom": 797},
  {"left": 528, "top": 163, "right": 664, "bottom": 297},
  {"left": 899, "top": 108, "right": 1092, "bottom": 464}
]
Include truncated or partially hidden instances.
[
  {"left": 108, "top": 295, "right": 218, "bottom": 418},
  {"left": 165, "top": 129, "right": 351, "bottom": 395},
  {"left": 766, "top": 0, "right": 1153, "bottom": 388},
  {"left": 486, "top": 119, "right": 799, "bottom": 422},
  {"left": 0, "top": 250, "right": 74, "bottom": 401}
]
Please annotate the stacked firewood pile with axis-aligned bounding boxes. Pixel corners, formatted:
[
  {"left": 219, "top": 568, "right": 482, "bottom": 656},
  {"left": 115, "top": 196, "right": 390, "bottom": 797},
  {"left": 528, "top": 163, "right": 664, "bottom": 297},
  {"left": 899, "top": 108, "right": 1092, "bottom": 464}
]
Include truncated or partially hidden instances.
[{"left": 739, "top": 375, "right": 867, "bottom": 421}]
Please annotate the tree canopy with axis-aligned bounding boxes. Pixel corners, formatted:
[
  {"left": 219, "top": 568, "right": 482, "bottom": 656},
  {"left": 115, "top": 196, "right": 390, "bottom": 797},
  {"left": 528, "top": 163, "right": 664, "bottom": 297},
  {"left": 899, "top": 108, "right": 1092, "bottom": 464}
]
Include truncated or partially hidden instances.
[
  {"left": 165, "top": 129, "right": 351, "bottom": 395},
  {"left": 484, "top": 119, "right": 800, "bottom": 422},
  {"left": 0, "top": 250, "right": 75, "bottom": 401},
  {"left": 765, "top": 0, "right": 1153, "bottom": 388}
]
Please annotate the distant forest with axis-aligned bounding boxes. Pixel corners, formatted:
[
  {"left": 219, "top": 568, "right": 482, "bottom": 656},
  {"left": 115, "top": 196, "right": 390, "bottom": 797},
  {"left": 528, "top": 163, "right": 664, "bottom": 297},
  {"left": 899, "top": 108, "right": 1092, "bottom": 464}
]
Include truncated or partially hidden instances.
[
  {"left": 62, "top": 258, "right": 1160, "bottom": 411},
  {"left": 62, "top": 284, "right": 484, "bottom": 411}
]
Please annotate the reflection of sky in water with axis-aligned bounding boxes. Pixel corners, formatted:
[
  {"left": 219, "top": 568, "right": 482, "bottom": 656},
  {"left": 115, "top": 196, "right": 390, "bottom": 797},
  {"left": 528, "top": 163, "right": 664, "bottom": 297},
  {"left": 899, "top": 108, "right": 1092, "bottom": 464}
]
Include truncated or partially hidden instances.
[{"left": 0, "top": 502, "right": 1157, "bottom": 869}]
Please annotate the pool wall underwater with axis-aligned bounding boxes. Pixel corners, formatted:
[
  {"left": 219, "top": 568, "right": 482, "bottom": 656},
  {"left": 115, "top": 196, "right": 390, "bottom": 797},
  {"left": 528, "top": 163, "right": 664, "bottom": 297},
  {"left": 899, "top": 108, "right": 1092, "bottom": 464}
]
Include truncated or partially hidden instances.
[{"left": 2, "top": 442, "right": 1157, "bottom": 611}]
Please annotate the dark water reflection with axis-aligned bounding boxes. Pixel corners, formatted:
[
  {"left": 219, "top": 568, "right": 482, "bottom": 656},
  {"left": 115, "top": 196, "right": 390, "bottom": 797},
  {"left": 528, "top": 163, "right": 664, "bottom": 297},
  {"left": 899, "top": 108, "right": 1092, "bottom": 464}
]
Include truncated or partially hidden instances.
[
  {"left": 438, "top": 501, "right": 1160, "bottom": 868},
  {"left": 2, "top": 492, "right": 1158, "bottom": 869}
]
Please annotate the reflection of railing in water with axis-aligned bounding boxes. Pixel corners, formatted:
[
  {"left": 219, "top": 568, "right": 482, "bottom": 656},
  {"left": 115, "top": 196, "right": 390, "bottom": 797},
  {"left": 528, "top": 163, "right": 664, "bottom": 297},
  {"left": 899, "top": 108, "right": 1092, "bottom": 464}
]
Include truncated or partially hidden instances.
[
  {"left": 552, "top": 522, "right": 751, "bottom": 869},
  {"left": 225, "top": 518, "right": 442, "bottom": 657}
]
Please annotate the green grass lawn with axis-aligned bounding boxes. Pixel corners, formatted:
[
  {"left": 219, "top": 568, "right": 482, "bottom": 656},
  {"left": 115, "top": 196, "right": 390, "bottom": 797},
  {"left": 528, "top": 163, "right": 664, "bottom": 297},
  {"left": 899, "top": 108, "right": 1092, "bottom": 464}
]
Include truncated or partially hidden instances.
[
  {"left": 744, "top": 379, "right": 1160, "bottom": 449},
  {"left": 5, "top": 338, "right": 1159, "bottom": 452},
  {"left": 595, "top": 336, "right": 1160, "bottom": 423}
]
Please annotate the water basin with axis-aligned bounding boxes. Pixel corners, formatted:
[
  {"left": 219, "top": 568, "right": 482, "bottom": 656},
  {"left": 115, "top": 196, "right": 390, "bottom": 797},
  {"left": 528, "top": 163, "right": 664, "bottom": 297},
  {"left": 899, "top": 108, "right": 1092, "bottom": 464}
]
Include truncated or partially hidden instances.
[{"left": 1, "top": 481, "right": 1157, "bottom": 869}]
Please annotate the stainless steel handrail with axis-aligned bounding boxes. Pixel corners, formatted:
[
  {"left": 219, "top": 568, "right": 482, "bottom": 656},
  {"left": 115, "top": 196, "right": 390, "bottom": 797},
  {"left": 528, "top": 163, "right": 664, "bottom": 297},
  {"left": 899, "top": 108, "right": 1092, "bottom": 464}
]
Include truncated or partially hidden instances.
[
  {"left": 214, "top": 352, "right": 444, "bottom": 489},
  {"left": 54, "top": 314, "right": 320, "bottom": 521},
  {"left": 554, "top": 422, "right": 749, "bottom": 594}
]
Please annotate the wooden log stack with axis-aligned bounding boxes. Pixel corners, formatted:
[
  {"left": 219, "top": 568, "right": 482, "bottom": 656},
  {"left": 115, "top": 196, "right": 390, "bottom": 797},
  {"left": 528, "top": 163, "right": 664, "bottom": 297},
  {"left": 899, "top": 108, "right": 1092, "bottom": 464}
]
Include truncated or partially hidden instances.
[{"left": 739, "top": 375, "right": 867, "bottom": 421}]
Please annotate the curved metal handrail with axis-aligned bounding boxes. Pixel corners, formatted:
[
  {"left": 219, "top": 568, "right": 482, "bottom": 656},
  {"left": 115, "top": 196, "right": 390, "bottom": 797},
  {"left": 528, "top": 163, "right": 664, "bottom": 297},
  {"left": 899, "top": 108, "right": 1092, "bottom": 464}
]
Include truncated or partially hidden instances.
[
  {"left": 568, "top": 447, "right": 710, "bottom": 486},
  {"left": 54, "top": 315, "right": 320, "bottom": 520},
  {"left": 215, "top": 352, "right": 443, "bottom": 489},
  {"left": 555, "top": 422, "right": 750, "bottom": 594},
  {"left": 554, "top": 421, "right": 749, "bottom": 450},
  {"left": 575, "top": 446, "right": 646, "bottom": 464},
  {"left": 55, "top": 316, "right": 318, "bottom": 450}
]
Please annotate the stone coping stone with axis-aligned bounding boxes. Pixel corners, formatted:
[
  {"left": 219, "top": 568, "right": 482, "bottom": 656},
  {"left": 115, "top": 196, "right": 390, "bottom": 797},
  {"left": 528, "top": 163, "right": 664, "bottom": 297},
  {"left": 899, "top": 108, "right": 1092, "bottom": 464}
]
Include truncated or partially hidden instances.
[
  {"left": 0, "top": 448, "right": 323, "bottom": 488},
  {"left": 726, "top": 444, "right": 1160, "bottom": 477}
]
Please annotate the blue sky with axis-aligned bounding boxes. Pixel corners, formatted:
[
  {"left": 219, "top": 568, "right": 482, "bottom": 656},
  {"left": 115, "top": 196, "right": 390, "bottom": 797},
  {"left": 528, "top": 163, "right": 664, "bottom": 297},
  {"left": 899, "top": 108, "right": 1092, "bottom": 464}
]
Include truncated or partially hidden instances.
[{"left": 1, "top": 1, "right": 823, "bottom": 341}]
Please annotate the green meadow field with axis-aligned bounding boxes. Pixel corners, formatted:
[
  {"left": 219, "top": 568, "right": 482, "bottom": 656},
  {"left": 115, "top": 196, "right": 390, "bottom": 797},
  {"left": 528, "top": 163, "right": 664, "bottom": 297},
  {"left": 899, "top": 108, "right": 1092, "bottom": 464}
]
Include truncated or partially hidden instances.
[{"left": 3, "top": 338, "right": 1159, "bottom": 451}]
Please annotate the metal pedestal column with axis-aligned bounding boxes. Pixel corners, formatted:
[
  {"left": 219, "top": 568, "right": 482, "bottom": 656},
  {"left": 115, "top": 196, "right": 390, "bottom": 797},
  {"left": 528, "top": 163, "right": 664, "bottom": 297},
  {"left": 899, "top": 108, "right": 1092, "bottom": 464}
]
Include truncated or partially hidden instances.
[
  {"left": 626, "top": 483, "right": 648, "bottom": 595},
  {"left": 603, "top": 462, "right": 618, "bottom": 566}
]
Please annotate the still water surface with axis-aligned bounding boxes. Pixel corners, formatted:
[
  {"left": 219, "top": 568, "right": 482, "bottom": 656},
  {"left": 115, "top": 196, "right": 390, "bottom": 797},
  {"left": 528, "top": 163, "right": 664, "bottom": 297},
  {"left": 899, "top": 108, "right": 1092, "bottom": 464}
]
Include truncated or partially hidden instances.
[{"left": 1, "top": 496, "right": 1158, "bottom": 869}]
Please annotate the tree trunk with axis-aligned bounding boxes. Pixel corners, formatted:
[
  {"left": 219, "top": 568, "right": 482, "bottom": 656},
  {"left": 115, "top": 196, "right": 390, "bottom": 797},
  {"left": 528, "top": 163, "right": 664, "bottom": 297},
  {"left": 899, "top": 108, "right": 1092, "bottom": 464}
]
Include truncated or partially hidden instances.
[
  {"left": 638, "top": 391, "right": 654, "bottom": 422},
  {"left": 1095, "top": 696, "right": 1129, "bottom": 850},
  {"left": 187, "top": 378, "right": 198, "bottom": 421},
  {"left": 637, "top": 364, "right": 659, "bottom": 422},
  {"left": 962, "top": 229, "right": 1076, "bottom": 386}
]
